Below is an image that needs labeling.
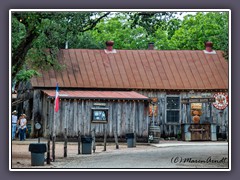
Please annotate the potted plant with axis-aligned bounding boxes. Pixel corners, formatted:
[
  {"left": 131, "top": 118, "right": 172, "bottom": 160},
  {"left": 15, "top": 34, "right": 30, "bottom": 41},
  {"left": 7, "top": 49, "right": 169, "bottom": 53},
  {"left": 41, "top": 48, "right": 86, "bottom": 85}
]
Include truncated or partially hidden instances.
[{"left": 177, "top": 131, "right": 182, "bottom": 141}]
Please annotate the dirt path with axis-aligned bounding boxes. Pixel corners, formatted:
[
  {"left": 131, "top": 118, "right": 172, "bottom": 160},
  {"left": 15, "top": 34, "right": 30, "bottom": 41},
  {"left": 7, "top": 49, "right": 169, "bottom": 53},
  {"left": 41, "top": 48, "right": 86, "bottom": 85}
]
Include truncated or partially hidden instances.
[
  {"left": 11, "top": 139, "right": 228, "bottom": 169},
  {"left": 11, "top": 138, "right": 152, "bottom": 169}
]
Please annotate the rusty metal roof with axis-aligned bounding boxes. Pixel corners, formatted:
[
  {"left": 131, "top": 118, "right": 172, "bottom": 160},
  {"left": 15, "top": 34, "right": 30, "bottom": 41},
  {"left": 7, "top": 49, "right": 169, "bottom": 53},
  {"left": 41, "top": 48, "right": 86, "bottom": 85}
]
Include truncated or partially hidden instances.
[
  {"left": 31, "top": 49, "right": 228, "bottom": 90},
  {"left": 42, "top": 90, "right": 148, "bottom": 100}
]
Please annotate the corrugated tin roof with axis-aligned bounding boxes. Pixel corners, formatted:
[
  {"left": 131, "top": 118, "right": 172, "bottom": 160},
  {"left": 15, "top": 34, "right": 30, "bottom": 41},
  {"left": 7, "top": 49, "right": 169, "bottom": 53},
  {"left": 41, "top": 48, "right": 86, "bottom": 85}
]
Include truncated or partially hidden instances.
[
  {"left": 42, "top": 90, "right": 148, "bottom": 100},
  {"left": 31, "top": 49, "right": 228, "bottom": 90}
]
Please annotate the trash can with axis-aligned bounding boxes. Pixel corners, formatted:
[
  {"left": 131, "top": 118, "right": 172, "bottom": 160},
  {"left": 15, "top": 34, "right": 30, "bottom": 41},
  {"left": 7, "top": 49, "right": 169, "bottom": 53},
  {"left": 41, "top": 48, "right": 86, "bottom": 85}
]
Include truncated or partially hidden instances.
[
  {"left": 81, "top": 135, "right": 92, "bottom": 154},
  {"left": 126, "top": 133, "right": 134, "bottom": 148},
  {"left": 29, "top": 143, "right": 47, "bottom": 166}
]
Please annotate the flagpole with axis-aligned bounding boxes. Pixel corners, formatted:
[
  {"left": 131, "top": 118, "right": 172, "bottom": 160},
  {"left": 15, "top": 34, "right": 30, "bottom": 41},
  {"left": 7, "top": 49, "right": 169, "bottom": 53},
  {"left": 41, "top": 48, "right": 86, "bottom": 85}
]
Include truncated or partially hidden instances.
[
  {"left": 52, "top": 107, "right": 56, "bottom": 162},
  {"left": 52, "top": 83, "right": 59, "bottom": 162}
]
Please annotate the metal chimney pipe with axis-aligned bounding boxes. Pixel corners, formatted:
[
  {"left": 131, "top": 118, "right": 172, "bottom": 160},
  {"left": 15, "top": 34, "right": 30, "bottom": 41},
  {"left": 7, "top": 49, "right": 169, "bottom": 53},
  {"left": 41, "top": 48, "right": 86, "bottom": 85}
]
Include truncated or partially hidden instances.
[
  {"left": 106, "top": 40, "right": 114, "bottom": 51},
  {"left": 205, "top": 41, "right": 213, "bottom": 52},
  {"left": 148, "top": 42, "right": 154, "bottom": 50}
]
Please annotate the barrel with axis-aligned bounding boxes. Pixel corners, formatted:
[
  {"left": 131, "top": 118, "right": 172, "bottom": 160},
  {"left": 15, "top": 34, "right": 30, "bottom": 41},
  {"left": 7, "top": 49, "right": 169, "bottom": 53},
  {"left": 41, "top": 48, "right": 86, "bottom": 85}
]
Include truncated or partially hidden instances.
[{"left": 148, "top": 125, "right": 161, "bottom": 143}]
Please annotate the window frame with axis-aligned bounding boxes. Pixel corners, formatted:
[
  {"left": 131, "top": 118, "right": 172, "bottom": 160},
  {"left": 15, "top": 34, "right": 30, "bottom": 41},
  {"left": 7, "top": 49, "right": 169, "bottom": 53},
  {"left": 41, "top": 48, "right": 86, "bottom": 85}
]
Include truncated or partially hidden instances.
[
  {"left": 165, "top": 95, "right": 181, "bottom": 124},
  {"left": 91, "top": 107, "right": 109, "bottom": 123}
]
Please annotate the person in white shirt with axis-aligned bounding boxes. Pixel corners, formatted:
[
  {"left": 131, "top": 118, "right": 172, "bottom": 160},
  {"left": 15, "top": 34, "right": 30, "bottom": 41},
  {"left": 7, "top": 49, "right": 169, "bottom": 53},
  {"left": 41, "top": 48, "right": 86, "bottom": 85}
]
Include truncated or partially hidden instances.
[
  {"left": 11, "top": 110, "right": 18, "bottom": 140},
  {"left": 18, "top": 114, "right": 27, "bottom": 141}
]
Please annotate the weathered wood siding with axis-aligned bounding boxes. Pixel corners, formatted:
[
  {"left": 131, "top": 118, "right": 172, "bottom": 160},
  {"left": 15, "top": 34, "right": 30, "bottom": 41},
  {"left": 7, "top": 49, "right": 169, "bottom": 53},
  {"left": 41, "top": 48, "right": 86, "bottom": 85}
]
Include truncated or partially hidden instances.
[
  {"left": 40, "top": 95, "right": 148, "bottom": 138},
  {"left": 32, "top": 90, "right": 228, "bottom": 139},
  {"left": 137, "top": 91, "right": 229, "bottom": 138},
  {"left": 30, "top": 90, "right": 42, "bottom": 137}
]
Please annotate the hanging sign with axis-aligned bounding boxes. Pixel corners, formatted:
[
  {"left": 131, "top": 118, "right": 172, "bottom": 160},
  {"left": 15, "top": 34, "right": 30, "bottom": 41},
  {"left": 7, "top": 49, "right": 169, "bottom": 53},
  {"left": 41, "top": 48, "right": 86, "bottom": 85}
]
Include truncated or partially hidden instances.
[
  {"left": 213, "top": 92, "right": 228, "bottom": 110},
  {"left": 190, "top": 96, "right": 202, "bottom": 110},
  {"left": 191, "top": 103, "right": 202, "bottom": 110},
  {"left": 93, "top": 103, "right": 106, "bottom": 106},
  {"left": 181, "top": 97, "right": 215, "bottom": 104}
]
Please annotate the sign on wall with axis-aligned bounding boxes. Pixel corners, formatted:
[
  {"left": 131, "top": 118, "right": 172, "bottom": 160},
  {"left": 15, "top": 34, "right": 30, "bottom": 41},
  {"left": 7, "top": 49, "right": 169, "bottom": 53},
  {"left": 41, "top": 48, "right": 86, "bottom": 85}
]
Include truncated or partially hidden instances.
[
  {"left": 191, "top": 103, "right": 202, "bottom": 110},
  {"left": 91, "top": 107, "right": 109, "bottom": 123},
  {"left": 149, "top": 97, "right": 158, "bottom": 117},
  {"left": 149, "top": 104, "right": 158, "bottom": 117},
  {"left": 213, "top": 92, "right": 229, "bottom": 110},
  {"left": 181, "top": 97, "right": 216, "bottom": 104}
]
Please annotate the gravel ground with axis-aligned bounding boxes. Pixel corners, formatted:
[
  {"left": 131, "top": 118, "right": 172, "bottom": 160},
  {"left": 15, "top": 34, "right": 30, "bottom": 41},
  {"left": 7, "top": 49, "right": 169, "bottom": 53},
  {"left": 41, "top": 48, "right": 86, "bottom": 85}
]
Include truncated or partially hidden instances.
[
  {"left": 11, "top": 138, "right": 153, "bottom": 169},
  {"left": 10, "top": 138, "right": 229, "bottom": 170}
]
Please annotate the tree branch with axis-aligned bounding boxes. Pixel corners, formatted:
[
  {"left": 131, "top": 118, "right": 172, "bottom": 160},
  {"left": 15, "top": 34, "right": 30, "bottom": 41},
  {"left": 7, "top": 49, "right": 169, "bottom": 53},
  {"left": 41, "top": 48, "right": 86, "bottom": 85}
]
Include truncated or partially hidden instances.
[
  {"left": 12, "top": 29, "right": 38, "bottom": 78},
  {"left": 81, "top": 12, "right": 111, "bottom": 32},
  {"left": 11, "top": 12, "right": 111, "bottom": 79}
]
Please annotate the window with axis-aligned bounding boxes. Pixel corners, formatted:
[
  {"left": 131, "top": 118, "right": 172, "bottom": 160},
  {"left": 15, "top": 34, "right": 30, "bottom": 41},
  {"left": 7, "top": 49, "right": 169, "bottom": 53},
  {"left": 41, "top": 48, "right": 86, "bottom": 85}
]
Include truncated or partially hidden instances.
[
  {"left": 166, "top": 96, "right": 180, "bottom": 123},
  {"left": 91, "top": 108, "right": 108, "bottom": 123}
]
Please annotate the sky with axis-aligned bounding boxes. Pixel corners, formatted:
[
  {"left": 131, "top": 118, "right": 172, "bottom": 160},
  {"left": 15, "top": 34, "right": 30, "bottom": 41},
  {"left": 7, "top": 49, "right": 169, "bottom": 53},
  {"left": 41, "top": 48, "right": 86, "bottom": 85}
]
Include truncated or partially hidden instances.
[{"left": 177, "top": 12, "right": 197, "bottom": 19}]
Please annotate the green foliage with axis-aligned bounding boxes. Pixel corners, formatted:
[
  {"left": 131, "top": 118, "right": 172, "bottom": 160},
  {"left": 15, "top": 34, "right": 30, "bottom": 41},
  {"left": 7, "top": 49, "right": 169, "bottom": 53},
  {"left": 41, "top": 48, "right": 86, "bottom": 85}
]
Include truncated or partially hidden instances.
[
  {"left": 90, "top": 16, "right": 150, "bottom": 49},
  {"left": 11, "top": 16, "right": 26, "bottom": 52},
  {"left": 127, "top": 12, "right": 177, "bottom": 35},
  {"left": 11, "top": 11, "right": 229, "bottom": 87},
  {"left": 88, "top": 13, "right": 177, "bottom": 50},
  {"left": 75, "top": 32, "right": 105, "bottom": 49},
  {"left": 11, "top": 11, "right": 111, "bottom": 80},
  {"left": 87, "top": 12, "right": 228, "bottom": 55},
  {"left": 15, "top": 69, "right": 40, "bottom": 82},
  {"left": 169, "top": 12, "right": 229, "bottom": 55},
  {"left": 177, "top": 131, "right": 182, "bottom": 140}
]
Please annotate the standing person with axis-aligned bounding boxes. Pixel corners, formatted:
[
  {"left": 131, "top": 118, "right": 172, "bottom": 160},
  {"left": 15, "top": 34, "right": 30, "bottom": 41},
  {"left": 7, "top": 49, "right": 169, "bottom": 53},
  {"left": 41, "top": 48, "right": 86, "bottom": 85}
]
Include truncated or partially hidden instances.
[
  {"left": 19, "top": 114, "right": 27, "bottom": 141},
  {"left": 11, "top": 110, "right": 18, "bottom": 140}
]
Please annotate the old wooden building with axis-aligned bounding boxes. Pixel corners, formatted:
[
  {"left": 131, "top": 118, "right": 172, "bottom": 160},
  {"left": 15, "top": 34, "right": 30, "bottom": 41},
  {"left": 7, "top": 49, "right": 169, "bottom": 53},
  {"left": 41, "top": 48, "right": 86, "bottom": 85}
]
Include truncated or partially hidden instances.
[{"left": 26, "top": 41, "right": 228, "bottom": 141}]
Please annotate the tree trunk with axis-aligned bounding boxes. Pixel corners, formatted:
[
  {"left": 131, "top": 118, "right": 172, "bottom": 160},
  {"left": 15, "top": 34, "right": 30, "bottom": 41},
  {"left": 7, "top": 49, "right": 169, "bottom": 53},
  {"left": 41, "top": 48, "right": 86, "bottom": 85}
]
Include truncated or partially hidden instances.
[{"left": 12, "top": 29, "right": 38, "bottom": 78}]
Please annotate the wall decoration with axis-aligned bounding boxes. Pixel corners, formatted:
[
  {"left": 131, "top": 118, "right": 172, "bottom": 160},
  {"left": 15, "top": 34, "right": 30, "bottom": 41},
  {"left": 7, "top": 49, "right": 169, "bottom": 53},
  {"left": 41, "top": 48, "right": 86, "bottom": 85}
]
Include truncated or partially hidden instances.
[
  {"left": 191, "top": 103, "right": 202, "bottom": 110},
  {"left": 149, "top": 104, "right": 158, "bottom": 117},
  {"left": 91, "top": 108, "right": 108, "bottom": 123},
  {"left": 213, "top": 92, "right": 228, "bottom": 110},
  {"left": 149, "top": 98, "right": 158, "bottom": 117}
]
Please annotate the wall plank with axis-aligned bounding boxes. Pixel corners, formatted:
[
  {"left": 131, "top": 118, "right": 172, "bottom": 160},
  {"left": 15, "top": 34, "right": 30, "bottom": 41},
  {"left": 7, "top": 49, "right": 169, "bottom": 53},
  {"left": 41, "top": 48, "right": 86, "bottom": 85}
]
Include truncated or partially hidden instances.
[
  {"left": 117, "top": 103, "right": 121, "bottom": 136},
  {"left": 73, "top": 100, "right": 78, "bottom": 136}
]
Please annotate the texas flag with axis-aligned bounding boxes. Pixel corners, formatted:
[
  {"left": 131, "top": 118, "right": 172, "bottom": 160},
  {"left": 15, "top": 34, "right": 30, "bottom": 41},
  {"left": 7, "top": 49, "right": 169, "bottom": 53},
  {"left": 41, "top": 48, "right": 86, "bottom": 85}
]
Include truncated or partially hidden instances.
[{"left": 54, "top": 83, "right": 60, "bottom": 112}]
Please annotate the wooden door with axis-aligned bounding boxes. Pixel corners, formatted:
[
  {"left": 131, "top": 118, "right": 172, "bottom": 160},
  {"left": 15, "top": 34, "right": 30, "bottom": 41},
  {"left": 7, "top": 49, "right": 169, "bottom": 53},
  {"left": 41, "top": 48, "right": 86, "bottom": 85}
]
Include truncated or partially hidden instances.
[{"left": 189, "top": 124, "right": 211, "bottom": 141}]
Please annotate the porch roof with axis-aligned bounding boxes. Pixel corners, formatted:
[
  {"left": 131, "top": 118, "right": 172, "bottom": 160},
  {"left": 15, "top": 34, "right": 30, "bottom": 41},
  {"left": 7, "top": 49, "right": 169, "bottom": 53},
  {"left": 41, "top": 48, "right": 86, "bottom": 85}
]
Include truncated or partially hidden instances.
[{"left": 42, "top": 90, "right": 149, "bottom": 100}]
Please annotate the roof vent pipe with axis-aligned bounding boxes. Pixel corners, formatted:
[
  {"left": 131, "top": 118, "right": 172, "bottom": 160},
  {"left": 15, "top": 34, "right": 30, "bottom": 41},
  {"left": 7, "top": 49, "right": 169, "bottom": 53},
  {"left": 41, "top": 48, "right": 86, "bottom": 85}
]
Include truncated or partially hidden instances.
[
  {"left": 106, "top": 40, "right": 114, "bottom": 51},
  {"left": 148, "top": 42, "right": 154, "bottom": 50},
  {"left": 105, "top": 40, "right": 116, "bottom": 54},
  {"left": 205, "top": 41, "right": 213, "bottom": 52},
  {"left": 203, "top": 41, "right": 216, "bottom": 54},
  {"left": 65, "top": 41, "right": 69, "bottom": 49}
]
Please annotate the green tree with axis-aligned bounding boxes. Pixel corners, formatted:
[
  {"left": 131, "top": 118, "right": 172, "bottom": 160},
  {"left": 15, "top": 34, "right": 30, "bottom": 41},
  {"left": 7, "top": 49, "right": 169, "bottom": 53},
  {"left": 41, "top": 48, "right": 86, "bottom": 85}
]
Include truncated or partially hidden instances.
[
  {"left": 89, "top": 12, "right": 176, "bottom": 50},
  {"left": 12, "top": 11, "right": 229, "bottom": 85},
  {"left": 11, "top": 11, "right": 111, "bottom": 80},
  {"left": 169, "top": 12, "right": 229, "bottom": 58},
  {"left": 11, "top": 11, "right": 177, "bottom": 82},
  {"left": 127, "top": 12, "right": 177, "bottom": 35},
  {"left": 90, "top": 15, "right": 150, "bottom": 49}
]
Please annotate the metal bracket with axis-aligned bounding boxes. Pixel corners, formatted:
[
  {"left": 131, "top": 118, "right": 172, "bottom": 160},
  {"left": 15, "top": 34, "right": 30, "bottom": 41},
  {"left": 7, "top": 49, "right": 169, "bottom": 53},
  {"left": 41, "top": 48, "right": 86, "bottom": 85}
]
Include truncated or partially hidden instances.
[{"left": 189, "top": 128, "right": 206, "bottom": 132}]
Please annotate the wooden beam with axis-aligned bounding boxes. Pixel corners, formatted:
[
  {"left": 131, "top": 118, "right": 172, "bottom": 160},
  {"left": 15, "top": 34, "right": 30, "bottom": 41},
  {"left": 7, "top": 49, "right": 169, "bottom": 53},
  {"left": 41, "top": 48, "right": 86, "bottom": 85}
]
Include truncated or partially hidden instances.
[
  {"left": 103, "top": 124, "right": 107, "bottom": 151},
  {"left": 64, "top": 128, "right": 67, "bottom": 157},
  {"left": 78, "top": 131, "right": 81, "bottom": 154},
  {"left": 46, "top": 134, "right": 51, "bottom": 164},
  {"left": 114, "top": 131, "right": 119, "bottom": 149}
]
